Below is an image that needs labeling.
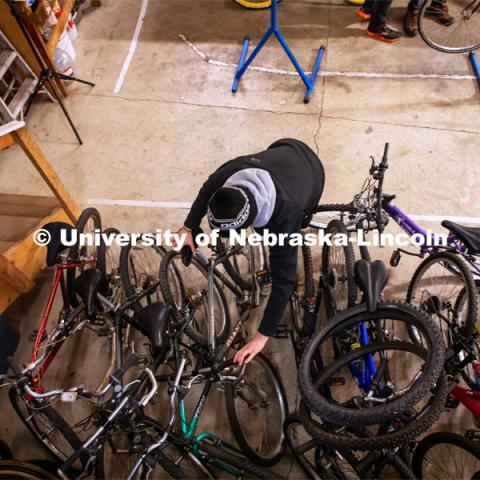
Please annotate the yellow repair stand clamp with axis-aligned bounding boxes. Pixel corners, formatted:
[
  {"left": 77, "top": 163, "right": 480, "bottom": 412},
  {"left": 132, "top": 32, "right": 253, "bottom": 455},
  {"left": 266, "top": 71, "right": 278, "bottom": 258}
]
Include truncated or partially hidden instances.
[{"left": 233, "top": 0, "right": 281, "bottom": 9}]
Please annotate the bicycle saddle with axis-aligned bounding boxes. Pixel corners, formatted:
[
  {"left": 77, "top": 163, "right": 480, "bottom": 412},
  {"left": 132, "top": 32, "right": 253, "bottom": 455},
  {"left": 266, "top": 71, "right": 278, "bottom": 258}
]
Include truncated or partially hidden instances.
[
  {"left": 74, "top": 268, "right": 103, "bottom": 318},
  {"left": 41, "top": 222, "right": 74, "bottom": 266},
  {"left": 137, "top": 302, "right": 171, "bottom": 349},
  {"left": 354, "top": 260, "right": 389, "bottom": 313},
  {"left": 442, "top": 220, "right": 480, "bottom": 254}
]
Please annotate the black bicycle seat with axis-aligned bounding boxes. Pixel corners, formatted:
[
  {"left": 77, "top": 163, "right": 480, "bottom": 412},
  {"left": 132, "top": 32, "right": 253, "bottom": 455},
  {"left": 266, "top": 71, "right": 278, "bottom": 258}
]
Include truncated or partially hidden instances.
[
  {"left": 137, "top": 302, "right": 171, "bottom": 349},
  {"left": 74, "top": 269, "right": 103, "bottom": 318},
  {"left": 354, "top": 260, "right": 389, "bottom": 313},
  {"left": 41, "top": 222, "right": 75, "bottom": 266},
  {"left": 442, "top": 220, "right": 480, "bottom": 254}
]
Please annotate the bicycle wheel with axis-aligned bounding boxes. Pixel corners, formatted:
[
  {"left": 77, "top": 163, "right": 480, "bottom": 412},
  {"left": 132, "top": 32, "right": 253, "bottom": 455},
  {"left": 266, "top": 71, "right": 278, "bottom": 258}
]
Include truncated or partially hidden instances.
[
  {"left": 290, "top": 245, "right": 316, "bottom": 337},
  {"left": 233, "top": 0, "right": 281, "bottom": 9},
  {"left": 159, "top": 250, "right": 230, "bottom": 346},
  {"left": 102, "top": 227, "right": 121, "bottom": 300},
  {"left": 298, "top": 372, "right": 450, "bottom": 451},
  {"left": 119, "top": 243, "right": 166, "bottom": 314},
  {"left": 197, "top": 441, "right": 282, "bottom": 479},
  {"left": 412, "top": 432, "right": 480, "bottom": 479},
  {"left": 0, "top": 461, "right": 57, "bottom": 479},
  {"left": 216, "top": 234, "right": 268, "bottom": 292},
  {"left": 419, "top": 0, "right": 480, "bottom": 53},
  {"left": 298, "top": 301, "right": 446, "bottom": 428},
  {"left": 224, "top": 353, "right": 288, "bottom": 466},
  {"left": 67, "top": 208, "right": 106, "bottom": 307},
  {"left": 322, "top": 219, "right": 357, "bottom": 318},
  {"left": 9, "top": 388, "right": 85, "bottom": 473},
  {"left": 95, "top": 417, "right": 187, "bottom": 479},
  {"left": 406, "top": 252, "right": 478, "bottom": 343}
]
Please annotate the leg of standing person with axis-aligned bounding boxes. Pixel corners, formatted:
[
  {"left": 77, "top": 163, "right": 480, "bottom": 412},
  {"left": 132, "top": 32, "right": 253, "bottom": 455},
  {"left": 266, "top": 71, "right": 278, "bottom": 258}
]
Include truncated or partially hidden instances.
[
  {"left": 366, "top": 0, "right": 401, "bottom": 42},
  {"left": 403, "top": 0, "right": 422, "bottom": 36}
]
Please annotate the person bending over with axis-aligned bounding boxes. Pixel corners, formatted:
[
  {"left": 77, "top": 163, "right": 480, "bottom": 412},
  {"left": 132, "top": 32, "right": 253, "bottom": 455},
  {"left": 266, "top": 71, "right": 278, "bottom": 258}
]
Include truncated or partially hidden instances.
[{"left": 178, "top": 138, "right": 325, "bottom": 365}]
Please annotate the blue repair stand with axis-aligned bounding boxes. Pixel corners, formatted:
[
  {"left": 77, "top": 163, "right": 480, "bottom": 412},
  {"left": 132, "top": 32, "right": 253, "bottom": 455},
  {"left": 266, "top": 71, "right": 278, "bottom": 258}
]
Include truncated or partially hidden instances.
[
  {"left": 470, "top": 51, "right": 480, "bottom": 90},
  {"left": 231, "top": 0, "right": 326, "bottom": 103}
]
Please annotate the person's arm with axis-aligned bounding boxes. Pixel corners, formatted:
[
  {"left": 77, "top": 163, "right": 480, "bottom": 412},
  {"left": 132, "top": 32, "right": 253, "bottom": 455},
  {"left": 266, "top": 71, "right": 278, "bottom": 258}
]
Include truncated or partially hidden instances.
[
  {"left": 184, "top": 174, "right": 218, "bottom": 231},
  {"left": 258, "top": 242, "right": 298, "bottom": 336}
]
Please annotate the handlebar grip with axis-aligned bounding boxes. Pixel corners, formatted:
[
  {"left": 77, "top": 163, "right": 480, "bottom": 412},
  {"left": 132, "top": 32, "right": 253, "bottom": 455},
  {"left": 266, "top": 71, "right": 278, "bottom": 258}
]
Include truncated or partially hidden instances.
[
  {"left": 112, "top": 354, "right": 137, "bottom": 382},
  {"left": 381, "top": 143, "right": 389, "bottom": 168},
  {"left": 181, "top": 246, "right": 193, "bottom": 267}
]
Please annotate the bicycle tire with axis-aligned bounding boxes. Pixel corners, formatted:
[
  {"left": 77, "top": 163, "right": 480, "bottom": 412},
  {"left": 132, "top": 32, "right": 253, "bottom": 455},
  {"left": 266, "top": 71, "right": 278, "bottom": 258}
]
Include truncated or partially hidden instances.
[
  {"left": 159, "top": 250, "right": 230, "bottom": 346},
  {"left": 198, "top": 442, "right": 283, "bottom": 479},
  {"left": 9, "top": 388, "right": 85, "bottom": 474},
  {"left": 0, "top": 460, "right": 57, "bottom": 479},
  {"left": 418, "top": 0, "right": 480, "bottom": 53},
  {"left": 322, "top": 219, "right": 357, "bottom": 316},
  {"left": 406, "top": 251, "right": 478, "bottom": 342},
  {"left": 412, "top": 431, "right": 480, "bottom": 479},
  {"left": 95, "top": 417, "right": 187, "bottom": 480},
  {"left": 67, "top": 208, "right": 106, "bottom": 307},
  {"left": 119, "top": 243, "right": 167, "bottom": 314},
  {"left": 298, "top": 372, "right": 450, "bottom": 450},
  {"left": 290, "top": 245, "right": 316, "bottom": 336},
  {"left": 298, "top": 301, "right": 446, "bottom": 428},
  {"left": 284, "top": 416, "right": 416, "bottom": 479},
  {"left": 224, "top": 353, "right": 288, "bottom": 466},
  {"left": 215, "top": 240, "right": 266, "bottom": 292}
]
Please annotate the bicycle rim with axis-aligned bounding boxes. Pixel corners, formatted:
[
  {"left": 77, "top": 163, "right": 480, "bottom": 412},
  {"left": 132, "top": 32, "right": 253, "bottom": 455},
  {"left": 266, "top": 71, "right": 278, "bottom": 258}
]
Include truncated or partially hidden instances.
[{"left": 419, "top": 0, "right": 480, "bottom": 53}]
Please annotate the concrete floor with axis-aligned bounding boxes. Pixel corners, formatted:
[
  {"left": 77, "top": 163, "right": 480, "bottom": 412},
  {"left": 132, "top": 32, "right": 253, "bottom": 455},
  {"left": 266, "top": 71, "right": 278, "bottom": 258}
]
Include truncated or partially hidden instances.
[{"left": 1, "top": 0, "right": 480, "bottom": 476}]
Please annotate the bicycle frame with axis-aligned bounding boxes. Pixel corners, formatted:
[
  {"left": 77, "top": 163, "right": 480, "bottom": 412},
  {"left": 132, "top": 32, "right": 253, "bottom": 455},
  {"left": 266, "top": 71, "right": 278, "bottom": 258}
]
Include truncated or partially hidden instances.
[{"left": 30, "top": 259, "right": 94, "bottom": 387}]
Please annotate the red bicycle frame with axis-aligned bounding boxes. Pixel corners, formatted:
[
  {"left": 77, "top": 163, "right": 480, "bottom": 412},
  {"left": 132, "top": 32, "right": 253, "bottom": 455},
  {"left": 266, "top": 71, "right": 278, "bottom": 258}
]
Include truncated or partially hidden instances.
[
  {"left": 451, "top": 362, "right": 480, "bottom": 422},
  {"left": 30, "top": 259, "right": 94, "bottom": 388}
]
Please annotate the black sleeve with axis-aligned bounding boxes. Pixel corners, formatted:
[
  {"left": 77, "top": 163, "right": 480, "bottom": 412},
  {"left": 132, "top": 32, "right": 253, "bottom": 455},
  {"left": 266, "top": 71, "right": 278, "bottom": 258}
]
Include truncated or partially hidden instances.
[{"left": 258, "top": 214, "right": 302, "bottom": 337}]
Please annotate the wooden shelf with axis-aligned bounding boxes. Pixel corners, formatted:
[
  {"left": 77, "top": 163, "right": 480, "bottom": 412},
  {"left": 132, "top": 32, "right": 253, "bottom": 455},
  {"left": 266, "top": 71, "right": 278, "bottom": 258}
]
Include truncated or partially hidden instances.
[
  {"left": 0, "top": 125, "right": 79, "bottom": 313},
  {"left": 46, "top": 0, "right": 75, "bottom": 56}
]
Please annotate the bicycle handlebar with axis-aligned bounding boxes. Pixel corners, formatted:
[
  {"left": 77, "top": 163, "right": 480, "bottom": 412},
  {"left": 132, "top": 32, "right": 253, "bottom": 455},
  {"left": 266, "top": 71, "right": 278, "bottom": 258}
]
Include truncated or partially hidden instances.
[{"left": 381, "top": 142, "right": 389, "bottom": 168}]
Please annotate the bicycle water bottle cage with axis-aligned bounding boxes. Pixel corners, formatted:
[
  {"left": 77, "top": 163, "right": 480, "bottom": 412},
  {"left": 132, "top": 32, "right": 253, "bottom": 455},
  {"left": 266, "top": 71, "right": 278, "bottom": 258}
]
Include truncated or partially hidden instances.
[
  {"left": 41, "top": 222, "right": 74, "bottom": 266},
  {"left": 137, "top": 302, "right": 171, "bottom": 349},
  {"left": 354, "top": 260, "right": 389, "bottom": 313},
  {"left": 74, "top": 268, "right": 103, "bottom": 318}
]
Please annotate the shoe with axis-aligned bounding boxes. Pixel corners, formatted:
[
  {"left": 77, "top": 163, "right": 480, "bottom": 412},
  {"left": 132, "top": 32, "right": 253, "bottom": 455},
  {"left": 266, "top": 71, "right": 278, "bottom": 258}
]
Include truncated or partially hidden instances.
[
  {"left": 357, "top": 8, "right": 372, "bottom": 20},
  {"left": 425, "top": 2, "right": 455, "bottom": 26},
  {"left": 346, "top": 0, "right": 366, "bottom": 5},
  {"left": 366, "top": 26, "right": 401, "bottom": 42},
  {"left": 403, "top": 8, "right": 419, "bottom": 36}
]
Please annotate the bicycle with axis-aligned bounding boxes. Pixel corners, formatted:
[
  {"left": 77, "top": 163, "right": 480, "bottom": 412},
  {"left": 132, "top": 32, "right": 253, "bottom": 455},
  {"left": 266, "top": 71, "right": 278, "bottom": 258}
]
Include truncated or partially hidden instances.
[
  {"left": 158, "top": 244, "right": 288, "bottom": 468},
  {"left": 418, "top": 0, "right": 480, "bottom": 53},
  {"left": 313, "top": 143, "right": 480, "bottom": 384}
]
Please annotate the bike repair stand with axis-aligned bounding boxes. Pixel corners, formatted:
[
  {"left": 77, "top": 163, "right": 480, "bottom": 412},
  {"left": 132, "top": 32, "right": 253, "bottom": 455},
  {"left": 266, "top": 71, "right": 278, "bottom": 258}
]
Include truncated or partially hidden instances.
[
  {"left": 231, "top": 0, "right": 326, "bottom": 104},
  {"left": 469, "top": 51, "right": 480, "bottom": 91}
]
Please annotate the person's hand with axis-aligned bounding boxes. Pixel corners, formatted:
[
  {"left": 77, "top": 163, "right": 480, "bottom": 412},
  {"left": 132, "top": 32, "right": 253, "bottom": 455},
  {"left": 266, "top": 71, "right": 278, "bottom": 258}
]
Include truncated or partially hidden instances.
[
  {"left": 175, "top": 226, "right": 196, "bottom": 254},
  {"left": 234, "top": 332, "right": 269, "bottom": 365}
]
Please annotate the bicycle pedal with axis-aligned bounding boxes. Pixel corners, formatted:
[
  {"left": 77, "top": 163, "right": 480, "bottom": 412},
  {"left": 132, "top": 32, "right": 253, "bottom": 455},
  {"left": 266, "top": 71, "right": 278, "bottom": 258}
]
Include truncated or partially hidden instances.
[
  {"left": 273, "top": 325, "right": 291, "bottom": 339},
  {"left": 29, "top": 329, "right": 47, "bottom": 342},
  {"left": 390, "top": 249, "right": 401, "bottom": 267}
]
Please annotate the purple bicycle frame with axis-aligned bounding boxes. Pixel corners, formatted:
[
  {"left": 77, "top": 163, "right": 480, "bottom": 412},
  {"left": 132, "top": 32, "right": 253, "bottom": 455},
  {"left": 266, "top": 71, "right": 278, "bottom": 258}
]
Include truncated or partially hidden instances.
[{"left": 382, "top": 199, "right": 480, "bottom": 278}]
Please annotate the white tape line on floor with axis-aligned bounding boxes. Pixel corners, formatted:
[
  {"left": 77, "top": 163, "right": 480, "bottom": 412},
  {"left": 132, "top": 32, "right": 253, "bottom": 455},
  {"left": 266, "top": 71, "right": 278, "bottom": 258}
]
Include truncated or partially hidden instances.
[
  {"left": 113, "top": 0, "right": 149, "bottom": 94},
  {"left": 88, "top": 198, "right": 480, "bottom": 225},
  {"left": 179, "top": 34, "right": 476, "bottom": 82}
]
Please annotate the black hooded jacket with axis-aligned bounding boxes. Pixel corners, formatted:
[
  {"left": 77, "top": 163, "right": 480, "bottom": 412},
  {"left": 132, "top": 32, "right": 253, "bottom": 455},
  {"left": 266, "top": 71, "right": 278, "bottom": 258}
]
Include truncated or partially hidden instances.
[{"left": 184, "top": 138, "right": 325, "bottom": 336}]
